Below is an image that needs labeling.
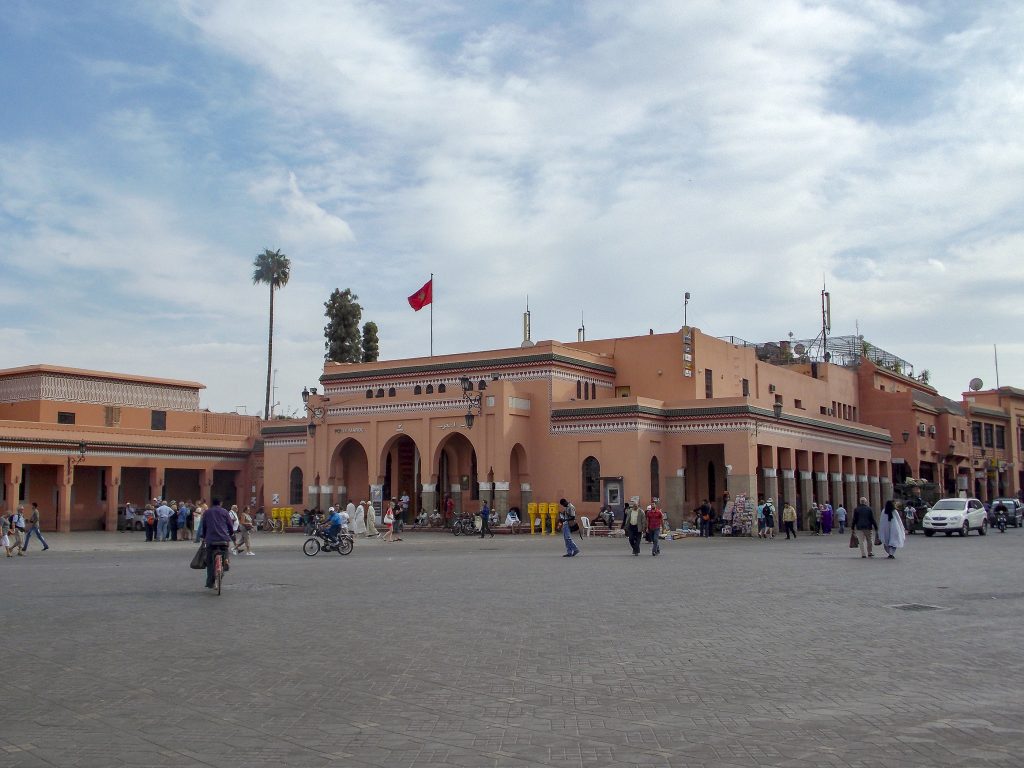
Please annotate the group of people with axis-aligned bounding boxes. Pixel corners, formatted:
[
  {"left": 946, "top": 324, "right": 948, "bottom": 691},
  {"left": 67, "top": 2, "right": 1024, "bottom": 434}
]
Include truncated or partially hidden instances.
[
  {"left": 1, "top": 502, "right": 49, "bottom": 557},
  {"left": 130, "top": 499, "right": 201, "bottom": 542}
]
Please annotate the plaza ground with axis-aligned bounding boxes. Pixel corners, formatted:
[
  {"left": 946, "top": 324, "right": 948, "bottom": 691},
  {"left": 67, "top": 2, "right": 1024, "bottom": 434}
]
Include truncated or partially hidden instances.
[{"left": 2, "top": 527, "right": 1023, "bottom": 767}]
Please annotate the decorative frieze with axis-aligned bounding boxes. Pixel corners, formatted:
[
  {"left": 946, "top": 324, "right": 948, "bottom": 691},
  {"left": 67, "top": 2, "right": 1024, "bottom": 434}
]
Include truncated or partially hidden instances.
[{"left": 0, "top": 373, "right": 199, "bottom": 410}]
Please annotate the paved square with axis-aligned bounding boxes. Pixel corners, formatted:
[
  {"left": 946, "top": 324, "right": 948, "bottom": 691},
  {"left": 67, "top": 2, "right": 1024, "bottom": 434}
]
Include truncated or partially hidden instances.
[{"left": 2, "top": 527, "right": 1023, "bottom": 767}]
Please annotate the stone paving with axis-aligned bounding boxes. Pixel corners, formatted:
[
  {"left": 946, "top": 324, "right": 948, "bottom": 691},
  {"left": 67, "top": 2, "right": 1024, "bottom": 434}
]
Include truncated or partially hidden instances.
[{"left": 2, "top": 525, "right": 1023, "bottom": 767}]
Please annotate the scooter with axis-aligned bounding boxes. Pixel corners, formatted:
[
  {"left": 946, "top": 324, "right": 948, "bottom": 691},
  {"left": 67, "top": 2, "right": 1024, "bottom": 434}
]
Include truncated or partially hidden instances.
[{"left": 996, "top": 509, "right": 1007, "bottom": 533}]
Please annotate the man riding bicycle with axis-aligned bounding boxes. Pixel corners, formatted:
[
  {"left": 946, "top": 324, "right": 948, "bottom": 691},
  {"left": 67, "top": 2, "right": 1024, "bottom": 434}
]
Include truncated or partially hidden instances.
[{"left": 201, "top": 498, "right": 233, "bottom": 590}]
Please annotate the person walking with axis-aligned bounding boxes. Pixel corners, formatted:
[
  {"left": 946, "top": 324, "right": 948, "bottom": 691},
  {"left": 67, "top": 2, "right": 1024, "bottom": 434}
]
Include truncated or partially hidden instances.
[
  {"left": 878, "top": 500, "right": 906, "bottom": 559},
  {"left": 697, "top": 499, "right": 712, "bottom": 538},
  {"left": 200, "top": 498, "right": 233, "bottom": 590},
  {"left": 851, "top": 497, "right": 878, "bottom": 559},
  {"left": 236, "top": 507, "right": 256, "bottom": 555},
  {"left": 177, "top": 502, "right": 190, "bottom": 541},
  {"left": 9, "top": 506, "right": 27, "bottom": 553},
  {"left": 168, "top": 502, "right": 180, "bottom": 542},
  {"left": 2, "top": 510, "right": 22, "bottom": 557},
  {"left": 821, "top": 502, "right": 834, "bottom": 535},
  {"left": 645, "top": 504, "right": 663, "bottom": 556},
  {"left": 558, "top": 498, "right": 580, "bottom": 557},
  {"left": 836, "top": 503, "right": 847, "bottom": 535},
  {"left": 363, "top": 501, "right": 378, "bottom": 538},
  {"left": 382, "top": 504, "right": 396, "bottom": 542},
  {"left": 782, "top": 501, "right": 797, "bottom": 539},
  {"left": 809, "top": 502, "right": 821, "bottom": 535},
  {"left": 349, "top": 501, "right": 366, "bottom": 537},
  {"left": 22, "top": 502, "right": 49, "bottom": 552},
  {"left": 623, "top": 501, "right": 646, "bottom": 556},
  {"left": 762, "top": 499, "right": 776, "bottom": 539},
  {"left": 479, "top": 501, "right": 494, "bottom": 538}
]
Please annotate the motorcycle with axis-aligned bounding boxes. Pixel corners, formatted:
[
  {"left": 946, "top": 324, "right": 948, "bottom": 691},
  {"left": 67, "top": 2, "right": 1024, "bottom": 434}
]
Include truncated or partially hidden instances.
[
  {"left": 996, "top": 509, "right": 1007, "bottom": 533},
  {"left": 303, "top": 526, "right": 354, "bottom": 556}
]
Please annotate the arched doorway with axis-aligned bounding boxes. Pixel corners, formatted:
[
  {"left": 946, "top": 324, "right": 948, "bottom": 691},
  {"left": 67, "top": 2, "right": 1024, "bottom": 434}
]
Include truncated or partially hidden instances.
[
  {"left": 509, "top": 443, "right": 528, "bottom": 512},
  {"left": 379, "top": 435, "right": 421, "bottom": 522},
  {"left": 331, "top": 438, "right": 369, "bottom": 509},
  {"left": 434, "top": 432, "right": 477, "bottom": 520}
]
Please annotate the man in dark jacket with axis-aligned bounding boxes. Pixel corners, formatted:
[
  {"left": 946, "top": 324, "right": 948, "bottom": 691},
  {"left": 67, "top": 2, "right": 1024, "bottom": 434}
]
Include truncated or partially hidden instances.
[
  {"left": 851, "top": 497, "right": 878, "bottom": 559},
  {"left": 201, "top": 498, "right": 233, "bottom": 588}
]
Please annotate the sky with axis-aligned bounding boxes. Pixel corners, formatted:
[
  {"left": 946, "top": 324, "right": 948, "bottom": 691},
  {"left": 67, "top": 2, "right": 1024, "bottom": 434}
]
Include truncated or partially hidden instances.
[{"left": 2, "top": 0, "right": 1022, "bottom": 416}]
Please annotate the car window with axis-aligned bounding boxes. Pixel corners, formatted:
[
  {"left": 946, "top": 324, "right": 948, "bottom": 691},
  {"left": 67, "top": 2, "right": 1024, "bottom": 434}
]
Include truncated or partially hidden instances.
[
  {"left": 969, "top": 500, "right": 982, "bottom": 510},
  {"left": 931, "top": 500, "right": 964, "bottom": 511}
]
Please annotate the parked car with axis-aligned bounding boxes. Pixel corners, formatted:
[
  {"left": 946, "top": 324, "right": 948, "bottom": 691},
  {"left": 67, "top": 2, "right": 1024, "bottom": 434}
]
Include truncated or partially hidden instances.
[
  {"left": 987, "top": 498, "right": 1023, "bottom": 528},
  {"left": 922, "top": 498, "right": 988, "bottom": 537}
]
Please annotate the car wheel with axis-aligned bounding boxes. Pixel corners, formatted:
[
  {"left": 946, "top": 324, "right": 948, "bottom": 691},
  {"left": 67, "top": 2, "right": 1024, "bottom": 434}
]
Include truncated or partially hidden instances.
[
  {"left": 960, "top": 521, "right": 969, "bottom": 537},
  {"left": 924, "top": 530, "right": 934, "bottom": 537},
  {"left": 979, "top": 520, "right": 987, "bottom": 536},
  {"left": 945, "top": 531, "right": 953, "bottom": 537}
]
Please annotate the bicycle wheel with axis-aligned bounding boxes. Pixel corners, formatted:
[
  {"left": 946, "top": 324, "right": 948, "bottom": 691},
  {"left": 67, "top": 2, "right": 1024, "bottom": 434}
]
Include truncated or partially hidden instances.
[
  {"left": 452, "top": 521, "right": 462, "bottom": 536},
  {"left": 337, "top": 536, "right": 354, "bottom": 555},
  {"left": 215, "top": 553, "right": 223, "bottom": 595},
  {"left": 303, "top": 537, "right": 320, "bottom": 556}
]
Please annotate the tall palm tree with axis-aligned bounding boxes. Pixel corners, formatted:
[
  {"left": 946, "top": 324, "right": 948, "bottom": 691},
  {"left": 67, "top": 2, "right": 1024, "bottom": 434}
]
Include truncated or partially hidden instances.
[{"left": 252, "top": 248, "right": 291, "bottom": 419}]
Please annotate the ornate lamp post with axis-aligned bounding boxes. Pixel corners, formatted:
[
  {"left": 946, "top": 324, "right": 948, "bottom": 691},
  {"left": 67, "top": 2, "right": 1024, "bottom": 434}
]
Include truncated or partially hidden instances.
[{"left": 459, "top": 377, "right": 482, "bottom": 429}]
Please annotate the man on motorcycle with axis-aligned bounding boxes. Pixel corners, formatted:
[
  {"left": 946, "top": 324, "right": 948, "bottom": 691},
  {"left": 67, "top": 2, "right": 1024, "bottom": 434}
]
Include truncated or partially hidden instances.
[
  {"left": 324, "top": 507, "right": 344, "bottom": 543},
  {"left": 994, "top": 501, "right": 1009, "bottom": 532}
]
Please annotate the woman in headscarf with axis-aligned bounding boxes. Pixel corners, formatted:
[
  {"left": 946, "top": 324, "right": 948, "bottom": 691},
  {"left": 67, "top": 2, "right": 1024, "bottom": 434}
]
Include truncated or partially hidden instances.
[
  {"left": 878, "top": 499, "right": 906, "bottom": 559},
  {"left": 820, "top": 502, "right": 834, "bottom": 535}
]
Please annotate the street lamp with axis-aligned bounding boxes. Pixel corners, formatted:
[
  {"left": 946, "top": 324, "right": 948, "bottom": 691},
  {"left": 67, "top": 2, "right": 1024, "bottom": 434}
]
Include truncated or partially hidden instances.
[
  {"left": 902, "top": 430, "right": 910, "bottom": 443},
  {"left": 67, "top": 441, "right": 86, "bottom": 474},
  {"left": 459, "top": 376, "right": 482, "bottom": 429},
  {"left": 772, "top": 402, "right": 783, "bottom": 420}
]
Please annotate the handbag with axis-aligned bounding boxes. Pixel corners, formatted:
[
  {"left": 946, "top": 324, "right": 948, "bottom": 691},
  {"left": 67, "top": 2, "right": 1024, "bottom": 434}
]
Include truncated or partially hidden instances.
[
  {"left": 874, "top": 533, "right": 882, "bottom": 546},
  {"left": 190, "top": 543, "right": 208, "bottom": 570},
  {"left": 849, "top": 532, "right": 858, "bottom": 549},
  {"left": 569, "top": 522, "right": 580, "bottom": 533}
]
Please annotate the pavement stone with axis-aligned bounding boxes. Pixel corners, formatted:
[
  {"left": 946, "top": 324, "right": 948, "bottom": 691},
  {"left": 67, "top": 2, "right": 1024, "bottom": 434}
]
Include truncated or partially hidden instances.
[{"left": 1, "top": 528, "right": 1023, "bottom": 767}]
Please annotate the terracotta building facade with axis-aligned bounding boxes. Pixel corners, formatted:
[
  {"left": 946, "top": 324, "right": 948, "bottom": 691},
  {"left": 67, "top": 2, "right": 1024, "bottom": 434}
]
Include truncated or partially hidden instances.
[
  {"left": 0, "top": 365, "right": 260, "bottom": 531},
  {"left": 261, "top": 329, "right": 895, "bottom": 528}
]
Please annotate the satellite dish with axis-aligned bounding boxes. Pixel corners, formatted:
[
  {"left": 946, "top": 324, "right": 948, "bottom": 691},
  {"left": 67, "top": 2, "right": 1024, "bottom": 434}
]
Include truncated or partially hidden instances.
[
  {"left": 969, "top": 377, "right": 983, "bottom": 391},
  {"left": 794, "top": 343, "right": 806, "bottom": 355}
]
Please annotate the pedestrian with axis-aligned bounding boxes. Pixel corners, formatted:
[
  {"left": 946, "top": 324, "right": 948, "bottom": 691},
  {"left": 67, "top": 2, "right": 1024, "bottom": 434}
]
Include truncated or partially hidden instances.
[
  {"left": 762, "top": 498, "right": 776, "bottom": 539},
  {"left": 698, "top": 499, "right": 712, "bottom": 538},
  {"left": 878, "top": 500, "right": 906, "bottom": 559},
  {"left": 349, "top": 501, "right": 365, "bottom": 536},
  {"left": 558, "top": 498, "right": 580, "bottom": 557},
  {"left": 177, "top": 502, "right": 190, "bottom": 541},
  {"left": 236, "top": 507, "right": 256, "bottom": 555},
  {"left": 782, "top": 501, "right": 797, "bottom": 539},
  {"left": 9, "top": 506, "right": 26, "bottom": 553},
  {"left": 2, "top": 510, "right": 22, "bottom": 557},
  {"left": 155, "top": 499, "right": 173, "bottom": 541},
  {"left": 479, "top": 501, "right": 494, "bottom": 538},
  {"left": 143, "top": 505, "right": 156, "bottom": 541},
  {"left": 851, "top": 497, "right": 878, "bottom": 559},
  {"left": 836, "top": 503, "right": 847, "bottom": 534},
  {"left": 168, "top": 502, "right": 180, "bottom": 542},
  {"left": 623, "top": 501, "right": 646, "bottom": 556},
  {"left": 645, "top": 504, "right": 663, "bottom": 556},
  {"left": 756, "top": 498, "right": 767, "bottom": 539},
  {"left": 363, "top": 501, "right": 378, "bottom": 538},
  {"left": 200, "top": 498, "right": 233, "bottom": 590},
  {"left": 400, "top": 491, "right": 410, "bottom": 522},
  {"left": 903, "top": 502, "right": 917, "bottom": 534},
  {"left": 122, "top": 501, "right": 135, "bottom": 532},
  {"left": 821, "top": 502, "right": 834, "bottom": 534},
  {"left": 228, "top": 505, "right": 242, "bottom": 552},
  {"left": 192, "top": 503, "right": 205, "bottom": 542},
  {"left": 22, "top": 502, "right": 49, "bottom": 552},
  {"left": 809, "top": 502, "right": 821, "bottom": 535},
  {"left": 382, "top": 503, "right": 396, "bottom": 542}
]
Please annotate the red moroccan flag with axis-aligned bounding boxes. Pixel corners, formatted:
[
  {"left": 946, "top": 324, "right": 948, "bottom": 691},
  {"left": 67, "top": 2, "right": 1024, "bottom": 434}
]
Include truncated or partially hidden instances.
[{"left": 408, "top": 278, "right": 433, "bottom": 311}]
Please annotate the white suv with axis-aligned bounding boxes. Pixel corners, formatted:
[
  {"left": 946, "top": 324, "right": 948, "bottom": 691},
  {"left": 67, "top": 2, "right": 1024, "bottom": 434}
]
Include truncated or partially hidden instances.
[{"left": 922, "top": 498, "right": 988, "bottom": 537}]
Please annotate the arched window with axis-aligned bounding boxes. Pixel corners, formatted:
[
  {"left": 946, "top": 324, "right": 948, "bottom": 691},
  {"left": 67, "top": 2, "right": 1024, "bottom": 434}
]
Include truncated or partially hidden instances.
[
  {"left": 366, "top": 388, "right": 373, "bottom": 398},
  {"left": 438, "top": 383, "right": 446, "bottom": 393},
  {"left": 591, "top": 383, "right": 596, "bottom": 399},
  {"left": 376, "top": 388, "right": 384, "bottom": 398},
  {"left": 414, "top": 385, "right": 422, "bottom": 395},
  {"left": 426, "top": 384, "right": 434, "bottom": 394},
  {"left": 388, "top": 387, "right": 396, "bottom": 397},
  {"left": 582, "top": 456, "right": 600, "bottom": 502},
  {"left": 289, "top": 467, "right": 304, "bottom": 505},
  {"left": 576, "top": 380, "right": 582, "bottom": 399},
  {"left": 650, "top": 456, "right": 660, "bottom": 499},
  {"left": 478, "top": 379, "right": 487, "bottom": 390}
]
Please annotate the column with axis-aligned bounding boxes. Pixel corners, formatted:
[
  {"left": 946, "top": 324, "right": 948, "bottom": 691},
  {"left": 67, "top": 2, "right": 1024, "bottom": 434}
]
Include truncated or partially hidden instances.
[
  {"left": 519, "top": 483, "right": 533, "bottom": 518},
  {"left": 762, "top": 467, "right": 778, "bottom": 504},
  {"left": 3, "top": 462, "right": 21, "bottom": 515},
  {"left": 421, "top": 483, "right": 437, "bottom": 518},
  {"left": 493, "top": 481, "right": 510, "bottom": 518},
  {"left": 478, "top": 482, "right": 493, "bottom": 513},
  {"left": 844, "top": 473, "right": 858, "bottom": 508},
  {"left": 197, "top": 468, "right": 212, "bottom": 505},
  {"left": 869, "top": 462, "right": 881, "bottom": 511},
  {"left": 105, "top": 466, "right": 121, "bottom": 532},
  {"left": 814, "top": 471, "right": 828, "bottom": 505},
  {"left": 780, "top": 470, "right": 796, "bottom": 509},
  {"left": 798, "top": 472, "right": 813, "bottom": 517},
  {"left": 880, "top": 476, "right": 893, "bottom": 504},
  {"left": 664, "top": 468, "right": 684, "bottom": 528},
  {"left": 857, "top": 473, "right": 869, "bottom": 506},
  {"left": 829, "top": 472, "right": 844, "bottom": 508},
  {"left": 724, "top": 435, "right": 758, "bottom": 502},
  {"left": 58, "top": 464, "right": 72, "bottom": 534}
]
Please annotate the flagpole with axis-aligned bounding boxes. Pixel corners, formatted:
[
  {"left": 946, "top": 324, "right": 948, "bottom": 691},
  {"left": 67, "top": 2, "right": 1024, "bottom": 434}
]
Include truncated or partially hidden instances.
[{"left": 430, "top": 272, "right": 434, "bottom": 357}]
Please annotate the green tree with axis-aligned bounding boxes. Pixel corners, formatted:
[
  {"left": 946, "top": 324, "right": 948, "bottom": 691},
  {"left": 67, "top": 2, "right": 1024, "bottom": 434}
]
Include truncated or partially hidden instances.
[
  {"left": 324, "top": 288, "right": 363, "bottom": 363},
  {"left": 361, "top": 321, "right": 380, "bottom": 362},
  {"left": 252, "top": 248, "right": 291, "bottom": 419}
]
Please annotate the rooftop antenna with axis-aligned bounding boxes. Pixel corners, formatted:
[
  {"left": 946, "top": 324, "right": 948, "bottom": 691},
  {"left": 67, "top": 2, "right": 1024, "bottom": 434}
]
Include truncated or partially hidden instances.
[
  {"left": 821, "top": 282, "right": 831, "bottom": 361},
  {"left": 577, "top": 310, "right": 585, "bottom": 342},
  {"left": 684, "top": 291, "right": 690, "bottom": 326},
  {"left": 520, "top": 296, "right": 534, "bottom": 348},
  {"left": 994, "top": 344, "right": 1000, "bottom": 389}
]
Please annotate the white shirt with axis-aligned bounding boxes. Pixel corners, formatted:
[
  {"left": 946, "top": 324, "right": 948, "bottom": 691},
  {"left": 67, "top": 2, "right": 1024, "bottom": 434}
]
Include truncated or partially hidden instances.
[
  {"left": 229, "top": 510, "right": 239, "bottom": 531},
  {"left": 338, "top": 510, "right": 350, "bottom": 530}
]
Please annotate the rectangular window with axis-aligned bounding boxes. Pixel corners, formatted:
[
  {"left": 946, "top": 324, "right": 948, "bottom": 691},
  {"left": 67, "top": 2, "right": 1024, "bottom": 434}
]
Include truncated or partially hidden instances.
[
  {"left": 995, "top": 425, "right": 1005, "bottom": 449},
  {"left": 57, "top": 411, "right": 76, "bottom": 425},
  {"left": 794, "top": 399, "right": 803, "bottom": 410},
  {"left": 983, "top": 423, "right": 994, "bottom": 448},
  {"left": 151, "top": 410, "right": 167, "bottom": 431},
  {"left": 741, "top": 378, "right": 749, "bottom": 397},
  {"left": 615, "top": 386, "right": 630, "bottom": 398},
  {"left": 704, "top": 369, "right": 713, "bottom": 399},
  {"left": 104, "top": 406, "right": 121, "bottom": 427},
  {"left": 971, "top": 422, "right": 982, "bottom": 446}
]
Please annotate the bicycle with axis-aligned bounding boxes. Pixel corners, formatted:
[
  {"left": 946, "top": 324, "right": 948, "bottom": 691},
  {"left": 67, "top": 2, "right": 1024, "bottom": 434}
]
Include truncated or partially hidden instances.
[
  {"left": 450, "top": 515, "right": 478, "bottom": 536},
  {"left": 257, "top": 517, "right": 281, "bottom": 532},
  {"left": 212, "top": 547, "right": 227, "bottom": 595}
]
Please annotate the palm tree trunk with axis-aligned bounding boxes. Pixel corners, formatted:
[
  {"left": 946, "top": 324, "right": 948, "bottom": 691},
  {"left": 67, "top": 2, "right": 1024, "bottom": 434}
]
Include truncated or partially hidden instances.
[{"left": 265, "top": 282, "right": 274, "bottom": 420}]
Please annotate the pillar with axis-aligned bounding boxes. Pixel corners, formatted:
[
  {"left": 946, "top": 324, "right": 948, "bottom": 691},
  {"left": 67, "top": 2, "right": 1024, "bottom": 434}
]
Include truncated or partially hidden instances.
[
  {"left": 814, "top": 471, "right": 828, "bottom": 506},
  {"left": 830, "top": 473, "right": 844, "bottom": 508},
  {"left": 478, "top": 482, "right": 492, "bottom": 513},
  {"left": 105, "top": 467, "right": 121, "bottom": 532},
  {"left": 724, "top": 437, "right": 758, "bottom": 501},
  {"left": 880, "top": 477, "right": 893, "bottom": 505},
  {"left": 519, "top": 483, "right": 533, "bottom": 516},
  {"left": 857, "top": 473, "right": 869, "bottom": 507},
  {"left": 198, "top": 468, "right": 212, "bottom": 505},
  {"left": 421, "top": 483, "right": 437, "bottom": 518},
  {"left": 664, "top": 468, "right": 684, "bottom": 527},
  {"left": 762, "top": 467, "right": 778, "bottom": 504},
  {"left": 845, "top": 473, "right": 858, "bottom": 509},
  {"left": 869, "top": 475, "right": 881, "bottom": 512},
  {"left": 493, "top": 481, "right": 509, "bottom": 518},
  {"left": 780, "top": 469, "right": 796, "bottom": 509},
  {"left": 58, "top": 464, "right": 72, "bottom": 534},
  {"left": 450, "top": 484, "right": 462, "bottom": 517},
  {"left": 798, "top": 471, "right": 813, "bottom": 517},
  {"left": 3, "top": 462, "right": 21, "bottom": 515}
]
